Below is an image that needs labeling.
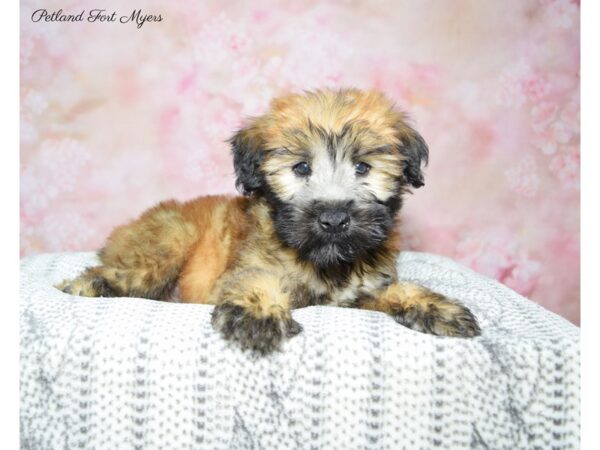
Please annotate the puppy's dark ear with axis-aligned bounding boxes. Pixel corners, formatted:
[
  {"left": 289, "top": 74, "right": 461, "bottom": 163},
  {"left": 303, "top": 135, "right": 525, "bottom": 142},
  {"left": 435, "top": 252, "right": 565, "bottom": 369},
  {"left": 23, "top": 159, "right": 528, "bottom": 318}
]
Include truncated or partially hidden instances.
[
  {"left": 397, "top": 125, "right": 429, "bottom": 188},
  {"left": 229, "top": 126, "right": 265, "bottom": 195}
]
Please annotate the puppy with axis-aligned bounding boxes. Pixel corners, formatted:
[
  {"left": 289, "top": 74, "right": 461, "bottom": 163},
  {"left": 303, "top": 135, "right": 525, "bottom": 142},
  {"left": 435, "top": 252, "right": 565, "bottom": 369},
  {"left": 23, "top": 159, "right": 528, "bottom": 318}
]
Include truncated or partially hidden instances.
[{"left": 56, "top": 88, "right": 480, "bottom": 354}]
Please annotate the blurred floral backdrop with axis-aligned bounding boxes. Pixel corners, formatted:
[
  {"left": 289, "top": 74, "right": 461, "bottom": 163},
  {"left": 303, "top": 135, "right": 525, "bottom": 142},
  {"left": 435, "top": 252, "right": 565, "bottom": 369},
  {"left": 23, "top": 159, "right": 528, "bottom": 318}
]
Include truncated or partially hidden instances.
[{"left": 20, "top": 0, "right": 580, "bottom": 324}]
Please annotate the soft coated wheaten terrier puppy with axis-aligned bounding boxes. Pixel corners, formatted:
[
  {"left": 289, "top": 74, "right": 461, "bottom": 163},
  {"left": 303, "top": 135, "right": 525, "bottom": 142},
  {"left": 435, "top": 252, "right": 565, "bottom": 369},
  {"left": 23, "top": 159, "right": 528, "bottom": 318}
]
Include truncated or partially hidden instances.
[{"left": 57, "top": 88, "right": 480, "bottom": 354}]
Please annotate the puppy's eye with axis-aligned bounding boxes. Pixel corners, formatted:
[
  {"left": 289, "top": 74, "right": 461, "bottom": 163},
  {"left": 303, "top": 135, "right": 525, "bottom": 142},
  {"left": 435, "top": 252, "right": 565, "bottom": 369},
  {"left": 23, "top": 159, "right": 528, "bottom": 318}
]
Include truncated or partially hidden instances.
[
  {"left": 293, "top": 162, "right": 311, "bottom": 177},
  {"left": 355, "top": 162, "right": 371, "bottom": 175}
]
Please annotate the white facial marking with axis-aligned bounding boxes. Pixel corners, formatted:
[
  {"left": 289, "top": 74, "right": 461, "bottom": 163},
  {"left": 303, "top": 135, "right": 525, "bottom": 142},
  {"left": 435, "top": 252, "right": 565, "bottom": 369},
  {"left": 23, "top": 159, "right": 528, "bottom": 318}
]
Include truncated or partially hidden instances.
[
  {"left": 265, "top": 141, "right": 399, "bottom": 204},
  {"left": 306, "top": 145, "right": 355, "bottom": 203}
]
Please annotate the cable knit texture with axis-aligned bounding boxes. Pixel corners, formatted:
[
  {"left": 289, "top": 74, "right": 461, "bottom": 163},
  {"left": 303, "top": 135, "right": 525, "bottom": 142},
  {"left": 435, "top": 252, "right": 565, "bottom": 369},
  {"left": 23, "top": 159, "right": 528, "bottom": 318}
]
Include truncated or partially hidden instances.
[{"left": 20, "top": 251, "right": 579, "bottom": 449}]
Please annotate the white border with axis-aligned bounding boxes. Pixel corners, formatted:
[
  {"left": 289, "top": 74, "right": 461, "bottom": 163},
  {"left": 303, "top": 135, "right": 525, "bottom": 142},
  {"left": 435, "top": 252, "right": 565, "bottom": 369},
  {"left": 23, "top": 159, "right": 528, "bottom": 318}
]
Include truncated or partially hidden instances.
[
  {"left": 580, "top": 0, "right": 597, "bottom": 448},
  {"left": 0, "top": 0, "right": 20, "bottom": 447}
]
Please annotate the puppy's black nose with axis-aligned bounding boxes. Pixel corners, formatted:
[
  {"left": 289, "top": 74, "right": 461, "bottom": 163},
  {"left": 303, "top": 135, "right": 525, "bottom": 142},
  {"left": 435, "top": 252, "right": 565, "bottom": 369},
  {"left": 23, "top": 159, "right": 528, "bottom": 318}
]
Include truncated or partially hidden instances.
[{"left": 318, "top": 210, "right": 350, "bottom": 233}]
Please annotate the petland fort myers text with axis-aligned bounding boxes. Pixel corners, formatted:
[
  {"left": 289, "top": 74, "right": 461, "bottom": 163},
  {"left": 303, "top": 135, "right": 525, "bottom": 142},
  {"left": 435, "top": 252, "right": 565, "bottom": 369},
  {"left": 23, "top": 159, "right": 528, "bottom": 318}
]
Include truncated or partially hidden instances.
[{"left": 31, "top": 9, "right": 162, "bottom": 29}]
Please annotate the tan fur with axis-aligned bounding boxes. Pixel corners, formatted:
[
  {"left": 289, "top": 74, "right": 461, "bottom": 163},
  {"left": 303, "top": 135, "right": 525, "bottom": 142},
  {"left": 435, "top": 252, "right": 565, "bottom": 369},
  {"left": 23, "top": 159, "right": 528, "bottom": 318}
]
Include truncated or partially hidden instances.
[
  {"left": 243, "top": 89, "right": 419, "bottom": 202},
  {"left": 259, "top": 89, "right": 419, "bottom": 147},
  {"left": 57, "top": 200, "right": 199, "bottom": 299},
  {"left": 178, "top": 196, "right": 251, "bottom": 302}
]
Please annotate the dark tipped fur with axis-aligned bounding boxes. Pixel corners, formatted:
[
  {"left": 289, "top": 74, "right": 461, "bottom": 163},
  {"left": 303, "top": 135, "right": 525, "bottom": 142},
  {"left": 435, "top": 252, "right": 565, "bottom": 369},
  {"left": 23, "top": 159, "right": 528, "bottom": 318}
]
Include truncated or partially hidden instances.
[
  {"left": 268, "top": 198, "right": 394, "bottom": 272},
  {"left": 230, "top": 128, "right": 266, "bottom": 195},
  {"left": 393, "top": 301, "right": 481, "bottom": 337},
  {"left": 399, "top": 127, "right": 429, "bottom": 188},
  {"left": 290, "top": 284, "right": 331, "bottom": 308},
  {"left": 211, "top": 302, "right": 302, "bottom": 355}
]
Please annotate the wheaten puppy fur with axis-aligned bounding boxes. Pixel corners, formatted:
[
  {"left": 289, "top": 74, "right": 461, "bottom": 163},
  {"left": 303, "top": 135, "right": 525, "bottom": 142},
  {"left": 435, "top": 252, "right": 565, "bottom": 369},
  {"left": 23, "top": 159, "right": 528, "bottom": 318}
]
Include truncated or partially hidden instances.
[{"left": 57, "top": 88, "right": 480, "bottom": 354}]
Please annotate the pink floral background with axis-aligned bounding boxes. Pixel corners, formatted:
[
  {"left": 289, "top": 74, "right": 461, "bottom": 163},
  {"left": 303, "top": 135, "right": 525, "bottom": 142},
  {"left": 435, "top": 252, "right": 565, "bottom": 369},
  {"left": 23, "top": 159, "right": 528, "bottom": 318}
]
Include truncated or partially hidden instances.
[{"left": 20, "top": 0, "right": 580, "bottom": 324}]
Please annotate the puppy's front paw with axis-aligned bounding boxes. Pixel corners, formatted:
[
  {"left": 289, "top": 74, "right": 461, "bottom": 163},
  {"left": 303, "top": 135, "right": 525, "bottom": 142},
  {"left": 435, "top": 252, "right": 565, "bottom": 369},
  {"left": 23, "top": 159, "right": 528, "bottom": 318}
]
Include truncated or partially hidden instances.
[
  {"left": 394, "top": 293, "right": 481, "bottom": 338},
  {"left": 211, "top": 302, "right": 302, "bottom": 355}
]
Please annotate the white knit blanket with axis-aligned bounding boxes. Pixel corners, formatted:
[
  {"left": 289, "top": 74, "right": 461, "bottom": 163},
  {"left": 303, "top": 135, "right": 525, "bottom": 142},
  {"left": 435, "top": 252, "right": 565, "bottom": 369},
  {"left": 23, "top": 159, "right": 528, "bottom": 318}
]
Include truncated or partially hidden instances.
[{"left": 20, "top": 251, "right": 580, "bottom": 449}]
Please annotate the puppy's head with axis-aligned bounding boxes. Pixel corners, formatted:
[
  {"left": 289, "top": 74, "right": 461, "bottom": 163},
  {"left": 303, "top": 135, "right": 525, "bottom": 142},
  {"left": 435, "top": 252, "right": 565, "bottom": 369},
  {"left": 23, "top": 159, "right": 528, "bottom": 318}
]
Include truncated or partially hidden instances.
[{"left": 230, "top": 88, "right": 428, "bottom": 268}]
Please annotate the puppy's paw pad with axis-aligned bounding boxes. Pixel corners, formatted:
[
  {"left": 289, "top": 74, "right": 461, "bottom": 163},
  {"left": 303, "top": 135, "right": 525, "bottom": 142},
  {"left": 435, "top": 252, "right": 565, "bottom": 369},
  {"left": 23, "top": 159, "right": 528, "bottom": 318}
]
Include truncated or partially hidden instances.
[
  {"left": 395, "top": 295, "right": 481, "bottom": 338},
  {"left": 211, "top": 302, "right": 302, "bottom": 355}
]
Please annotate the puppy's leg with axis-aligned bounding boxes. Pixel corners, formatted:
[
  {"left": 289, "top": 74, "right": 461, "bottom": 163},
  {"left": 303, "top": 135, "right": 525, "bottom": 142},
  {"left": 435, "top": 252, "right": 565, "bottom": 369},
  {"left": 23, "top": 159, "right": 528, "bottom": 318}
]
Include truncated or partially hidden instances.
[
  {"left": 56, "top": 201, "right": 198, "bottom": 299},
  {"left": 359, "top": 283, "right": 480, "bottom": 337},
  {"left": 210, "top": 269, "right": 302, "bottom": 355}
]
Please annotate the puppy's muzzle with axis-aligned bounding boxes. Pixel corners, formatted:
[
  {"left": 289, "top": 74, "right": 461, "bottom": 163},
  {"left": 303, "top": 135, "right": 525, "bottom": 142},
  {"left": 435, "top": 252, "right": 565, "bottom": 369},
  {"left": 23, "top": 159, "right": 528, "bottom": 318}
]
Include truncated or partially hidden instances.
[{"left": 318, "top": 209, "right": 350, "bottom": 233}]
